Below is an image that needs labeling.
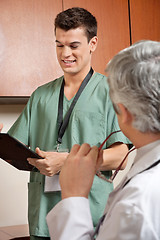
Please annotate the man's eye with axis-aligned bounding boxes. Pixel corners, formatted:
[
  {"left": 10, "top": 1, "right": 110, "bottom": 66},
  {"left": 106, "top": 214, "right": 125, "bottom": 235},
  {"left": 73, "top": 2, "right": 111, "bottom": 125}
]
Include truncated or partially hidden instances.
[
  {"left": 70, "top": 45, "right": 78, "bottom": 49},
  {"left": 57, "top": 45, "right": 63, "bottom": 48}
]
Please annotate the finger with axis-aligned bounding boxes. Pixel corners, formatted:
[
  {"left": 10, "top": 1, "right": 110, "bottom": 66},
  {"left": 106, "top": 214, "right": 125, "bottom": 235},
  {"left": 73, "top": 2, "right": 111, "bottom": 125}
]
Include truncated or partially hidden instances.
[
  {"left": 28, "top": 158, "right": 47, "bottom": 170},
  {"left": 69, "top": 144, "right": 81, "bottom": 157},
  {"left": 96, "top": 149, "right": 103, "bottom": 170},
  {"left": 87, "top": 146, "right": 99, "bottom": 164},
  {"left": 27, "top": 158, "right": 37, "bottom": 167},
  {"left": 77, "top": 143, "right": 91, "bottom": 156},
  {"left": 36, "top": 147, "right": 45, "bottom": 158},
  {"left": 0, "top": 123, "right": 3, "bottom": 132},
  {"left": 98, "top": 149, "right": 103, "bottom": 162}
]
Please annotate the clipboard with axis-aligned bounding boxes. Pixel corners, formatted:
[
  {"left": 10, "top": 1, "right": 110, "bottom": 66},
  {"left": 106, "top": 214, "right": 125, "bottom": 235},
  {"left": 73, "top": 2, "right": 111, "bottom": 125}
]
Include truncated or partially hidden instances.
[{"left": 0, "top": 133, "right": 42, "bottom": 171}]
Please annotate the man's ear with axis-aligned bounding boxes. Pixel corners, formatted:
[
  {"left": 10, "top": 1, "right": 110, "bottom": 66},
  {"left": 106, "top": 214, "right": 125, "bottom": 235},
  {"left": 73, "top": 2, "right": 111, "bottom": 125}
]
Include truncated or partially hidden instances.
[
  {"left": 117, "top": 103, "right": 133, "bottom": 124},
  {"left": 89, "top": 36, "right": 98, "bottom": 53}
]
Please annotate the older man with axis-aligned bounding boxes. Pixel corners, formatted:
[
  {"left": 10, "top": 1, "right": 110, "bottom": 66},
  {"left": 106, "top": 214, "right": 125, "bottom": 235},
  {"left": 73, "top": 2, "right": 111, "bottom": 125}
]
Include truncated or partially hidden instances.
[{"left": 47, "top": 40, "right": 160, "bottom": 240}]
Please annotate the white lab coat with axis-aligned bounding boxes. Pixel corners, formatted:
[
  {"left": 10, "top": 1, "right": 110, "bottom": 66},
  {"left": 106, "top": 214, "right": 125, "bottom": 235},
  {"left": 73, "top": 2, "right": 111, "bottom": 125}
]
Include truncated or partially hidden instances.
[{"left": 47, "top": 140, "right": 160, "bottom": 240}]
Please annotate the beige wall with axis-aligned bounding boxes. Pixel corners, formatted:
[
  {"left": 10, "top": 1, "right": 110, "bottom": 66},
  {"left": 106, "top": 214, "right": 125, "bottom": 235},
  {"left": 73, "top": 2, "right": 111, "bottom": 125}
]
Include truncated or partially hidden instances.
[
  {"left": 0, "top": 105, "right": 29, "bottom": 227},
  {"left": 0, "top": 104, "right": 135, "bottom": 227}
]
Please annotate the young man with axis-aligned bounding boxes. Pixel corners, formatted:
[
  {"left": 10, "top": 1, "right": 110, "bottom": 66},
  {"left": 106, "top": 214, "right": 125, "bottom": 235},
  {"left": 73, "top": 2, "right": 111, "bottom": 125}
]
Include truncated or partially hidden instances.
[
  {"left": 47, "top": 40, "right": 160, "bottom": 239},
  {"left": 7, "top": 8, "right": 130, "bottom": 239}
]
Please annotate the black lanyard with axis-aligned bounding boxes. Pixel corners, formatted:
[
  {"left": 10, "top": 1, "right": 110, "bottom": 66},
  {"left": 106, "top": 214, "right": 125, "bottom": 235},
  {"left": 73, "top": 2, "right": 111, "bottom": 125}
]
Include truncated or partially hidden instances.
[{"left": 57, "top": 67, "right": 94, "bottom": 147}]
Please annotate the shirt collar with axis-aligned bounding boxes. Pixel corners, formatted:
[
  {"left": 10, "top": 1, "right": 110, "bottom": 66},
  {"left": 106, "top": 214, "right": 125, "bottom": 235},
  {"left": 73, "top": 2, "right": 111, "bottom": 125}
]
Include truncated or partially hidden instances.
[{"left": 126, "top": 140, "right": 160, "bottom": 182}]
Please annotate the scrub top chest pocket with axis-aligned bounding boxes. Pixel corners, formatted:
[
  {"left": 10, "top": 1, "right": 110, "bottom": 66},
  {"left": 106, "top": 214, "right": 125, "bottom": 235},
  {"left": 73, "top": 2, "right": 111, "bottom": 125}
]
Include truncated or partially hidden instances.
[{"left": 72, "top": 110, "right": 105, "bottom": 147}]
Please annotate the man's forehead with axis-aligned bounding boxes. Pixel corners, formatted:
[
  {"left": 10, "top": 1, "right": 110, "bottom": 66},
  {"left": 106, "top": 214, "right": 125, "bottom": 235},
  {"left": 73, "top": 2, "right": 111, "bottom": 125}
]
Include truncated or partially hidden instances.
[
  {"left": 55, "top": 27, "right": 88, "bottom": 45},
  {"left": 55, "top": 27, "right": 87, "bottom": 38}
]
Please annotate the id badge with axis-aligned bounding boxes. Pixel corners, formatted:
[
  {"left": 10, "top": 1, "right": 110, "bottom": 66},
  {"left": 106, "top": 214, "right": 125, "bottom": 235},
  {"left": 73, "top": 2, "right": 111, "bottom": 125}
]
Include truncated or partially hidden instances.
[{"left": 44, "top": 145, "right": 69, "bottom": 192}]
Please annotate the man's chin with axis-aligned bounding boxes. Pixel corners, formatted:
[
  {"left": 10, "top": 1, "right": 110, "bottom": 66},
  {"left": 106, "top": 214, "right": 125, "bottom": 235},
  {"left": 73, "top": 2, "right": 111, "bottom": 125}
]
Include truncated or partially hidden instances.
[{"left": 63, "top": 68, "right": 78, "bottom": 75}]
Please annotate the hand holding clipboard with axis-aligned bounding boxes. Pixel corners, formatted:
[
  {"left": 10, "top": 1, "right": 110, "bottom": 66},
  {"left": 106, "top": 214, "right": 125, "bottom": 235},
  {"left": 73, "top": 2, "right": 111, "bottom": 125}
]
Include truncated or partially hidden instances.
[{"left": 0, "top": 133, "right": 42, "bottom": 171}]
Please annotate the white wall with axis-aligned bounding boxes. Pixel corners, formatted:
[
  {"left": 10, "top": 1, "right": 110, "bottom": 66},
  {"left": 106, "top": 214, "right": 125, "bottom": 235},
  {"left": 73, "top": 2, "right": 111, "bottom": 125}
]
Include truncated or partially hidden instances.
[
  {"left": 0, "top": 104, "right": 136, "bottom": 227},
  {"left": 0, "top": 104, "right": 29, "bottom": 227}
]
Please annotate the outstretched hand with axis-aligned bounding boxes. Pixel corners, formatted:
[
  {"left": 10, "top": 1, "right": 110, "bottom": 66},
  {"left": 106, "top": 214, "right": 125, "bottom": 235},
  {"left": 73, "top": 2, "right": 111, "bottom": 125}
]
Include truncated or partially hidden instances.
[
  {"left": 27, "top": 147, "right": 69, "bottom": 176},
  {"left": 60, "top": 143, "right": 103, "bottom": 199},
  {"left": 0, "top": 123, "right": 3, "bottom": 132}
]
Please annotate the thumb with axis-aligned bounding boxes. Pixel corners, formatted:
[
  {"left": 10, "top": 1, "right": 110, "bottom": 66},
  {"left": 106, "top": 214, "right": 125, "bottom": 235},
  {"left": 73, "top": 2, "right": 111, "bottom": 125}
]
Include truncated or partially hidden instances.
[
  {"left": 36, "top": 147, "right": 45, "bottom": 158},
  {"left": 96, "top": 149, "right": 103, "bottom": 171}
]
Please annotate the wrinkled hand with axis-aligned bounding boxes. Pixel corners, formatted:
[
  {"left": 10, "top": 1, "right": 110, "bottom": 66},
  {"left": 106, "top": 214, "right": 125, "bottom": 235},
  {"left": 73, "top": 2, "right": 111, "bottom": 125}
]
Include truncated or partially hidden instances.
[
  {"left": 27, "top": 147, "right": 69, "bottom": 176},
  {"left": 0, "top": 123, "right": 3, "bottom": 132},
  {"left": 60, "top": 143, "right": 103, "bottom": 199}
]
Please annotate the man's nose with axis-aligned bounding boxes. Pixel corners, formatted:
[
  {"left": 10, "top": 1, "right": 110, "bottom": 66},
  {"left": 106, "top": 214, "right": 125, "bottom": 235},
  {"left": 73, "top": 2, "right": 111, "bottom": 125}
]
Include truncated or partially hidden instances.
[{"left": 62, "top": 46, "right": 72, "bottom": 58}]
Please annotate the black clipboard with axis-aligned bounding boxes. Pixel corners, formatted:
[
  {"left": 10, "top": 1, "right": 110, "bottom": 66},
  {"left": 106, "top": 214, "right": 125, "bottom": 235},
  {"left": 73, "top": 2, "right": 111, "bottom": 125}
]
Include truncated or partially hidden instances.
[{"left": 0, "top": 133, "right": 42, "bottom": 171}]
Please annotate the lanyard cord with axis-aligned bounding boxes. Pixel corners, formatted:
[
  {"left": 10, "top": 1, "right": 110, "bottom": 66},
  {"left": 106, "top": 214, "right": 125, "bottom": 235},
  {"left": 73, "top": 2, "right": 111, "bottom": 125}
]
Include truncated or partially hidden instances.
[{"left": 57, "top": 67, "right": 94, "bottom": 144}]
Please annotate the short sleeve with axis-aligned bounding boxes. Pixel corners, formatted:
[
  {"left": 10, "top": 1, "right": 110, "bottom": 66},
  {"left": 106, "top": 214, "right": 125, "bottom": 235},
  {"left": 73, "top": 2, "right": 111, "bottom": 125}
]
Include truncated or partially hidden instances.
[{"left": 8, "top": 94, "right": 34, "bottom": 145}]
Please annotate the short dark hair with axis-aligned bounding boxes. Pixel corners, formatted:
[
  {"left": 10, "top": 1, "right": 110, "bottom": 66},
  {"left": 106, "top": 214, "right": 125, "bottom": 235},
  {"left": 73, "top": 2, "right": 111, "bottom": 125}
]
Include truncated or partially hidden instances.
[{"left": 54, "top": 7, "right": 97, "bottom": 42}]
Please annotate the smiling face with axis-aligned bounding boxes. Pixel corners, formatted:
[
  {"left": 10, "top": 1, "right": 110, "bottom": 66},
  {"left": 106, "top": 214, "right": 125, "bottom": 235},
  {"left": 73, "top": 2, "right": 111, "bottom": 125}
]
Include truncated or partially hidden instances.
[{"left": 55, "top": 27, "right": 97, "bottom": 78}]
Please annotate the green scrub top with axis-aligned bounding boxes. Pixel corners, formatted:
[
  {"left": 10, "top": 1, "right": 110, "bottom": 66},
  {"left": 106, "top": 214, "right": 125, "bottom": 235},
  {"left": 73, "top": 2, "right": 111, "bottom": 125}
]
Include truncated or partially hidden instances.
[{"left": 8, "top": 72, "right": 130, "bottom": 237}]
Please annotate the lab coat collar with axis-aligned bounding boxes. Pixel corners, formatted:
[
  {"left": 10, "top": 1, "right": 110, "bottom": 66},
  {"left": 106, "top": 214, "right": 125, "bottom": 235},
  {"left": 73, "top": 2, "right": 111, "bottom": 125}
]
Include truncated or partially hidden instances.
[
  {"left": 125, "top": 140, "right": 160, "bottom": 185},
  {"left": 104, "top": 140, "right": 160, "bottom": 215}
]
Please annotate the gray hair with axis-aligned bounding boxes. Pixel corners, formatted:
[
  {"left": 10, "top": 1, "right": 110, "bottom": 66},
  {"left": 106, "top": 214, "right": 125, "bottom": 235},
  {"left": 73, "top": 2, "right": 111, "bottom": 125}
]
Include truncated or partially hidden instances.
[{"left": 106, "top": 40, "right": 160, "bottom": 133}]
